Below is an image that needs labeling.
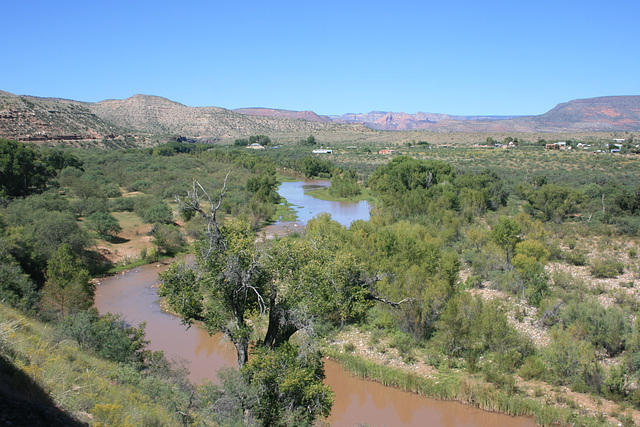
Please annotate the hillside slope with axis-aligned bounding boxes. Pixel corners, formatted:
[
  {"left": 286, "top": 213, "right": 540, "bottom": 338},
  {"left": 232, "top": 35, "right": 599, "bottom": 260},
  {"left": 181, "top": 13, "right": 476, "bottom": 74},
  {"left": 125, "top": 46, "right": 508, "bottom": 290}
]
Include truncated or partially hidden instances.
[
  {"left": 0, "top": 95, "right": 122, "bottom": 142},
  {"left": 2, "top": 91, "right": 639, "bottom": 145},
  {"left": 88, "top": 95, "right": 357, "bottom": 140}
]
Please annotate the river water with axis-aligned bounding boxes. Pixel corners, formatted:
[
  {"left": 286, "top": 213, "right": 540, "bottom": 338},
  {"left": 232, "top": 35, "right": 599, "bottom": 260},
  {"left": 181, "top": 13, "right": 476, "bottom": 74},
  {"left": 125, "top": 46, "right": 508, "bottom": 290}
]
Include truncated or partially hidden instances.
[
  {"left": 93, "top": 180, "right": 535, "bottom": 426},
  {"left": 94, "top": 264, "right": 535, "bottom": 427},
  {"left": 276, "top": 180, "right": 372, "bottom": 226}
]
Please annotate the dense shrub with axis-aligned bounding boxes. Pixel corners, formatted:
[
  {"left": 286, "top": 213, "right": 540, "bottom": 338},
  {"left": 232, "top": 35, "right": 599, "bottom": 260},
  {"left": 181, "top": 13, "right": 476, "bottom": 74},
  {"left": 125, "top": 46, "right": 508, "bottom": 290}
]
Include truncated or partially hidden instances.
[
  {"left": 143, "top": 203, "right": 173, "bottom": 224},
  {"left": 590, "top": 259, "right": 625, "bottom": 278},
  {"left": 108, "top": 197, "right": 135, "bottom": 212},
  {"left": 87, "top": 211, "right": 122, "bottom": 241},
  {"left": 563, "top": 249, "right": 587, "bottom": 266},
  {"left": 57, "top": 309, "right": 153, "bottom": 368}
]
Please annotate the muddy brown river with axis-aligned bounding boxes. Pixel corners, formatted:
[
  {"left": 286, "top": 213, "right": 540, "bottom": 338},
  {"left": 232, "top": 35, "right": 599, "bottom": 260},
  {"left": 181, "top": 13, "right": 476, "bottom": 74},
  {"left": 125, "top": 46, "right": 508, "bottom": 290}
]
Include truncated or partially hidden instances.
[{"left": 95, "top": 263, "right": 536, "bottom": 426}]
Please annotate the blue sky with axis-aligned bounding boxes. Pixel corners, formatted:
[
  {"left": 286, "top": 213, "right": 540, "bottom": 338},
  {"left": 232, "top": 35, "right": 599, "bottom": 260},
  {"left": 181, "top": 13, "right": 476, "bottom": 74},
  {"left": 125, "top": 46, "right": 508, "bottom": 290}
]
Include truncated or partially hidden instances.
[{"left": 2, "top": 0, "right": 638, "bottom": 116}]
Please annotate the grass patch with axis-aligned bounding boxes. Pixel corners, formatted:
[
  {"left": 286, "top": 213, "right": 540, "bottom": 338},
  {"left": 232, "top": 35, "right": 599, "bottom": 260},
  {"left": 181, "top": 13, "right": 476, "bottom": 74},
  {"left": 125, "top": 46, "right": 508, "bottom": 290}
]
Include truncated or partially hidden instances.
[
  {"left": 305, "top": 186, "right": 377, "bottom": 203},
  {"left": 0, "top": 304, "right": 184, "bottom": 426}
]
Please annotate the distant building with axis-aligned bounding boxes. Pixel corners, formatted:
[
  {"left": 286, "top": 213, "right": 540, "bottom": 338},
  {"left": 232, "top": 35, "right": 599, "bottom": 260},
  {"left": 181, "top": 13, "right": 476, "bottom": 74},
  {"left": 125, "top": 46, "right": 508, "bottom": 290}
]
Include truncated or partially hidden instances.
[
  {"left": 247, "top": 143, "right": 265, "bottom": 149},
  {"left": 546, "top": 142, "right": 567, "bottom": 150},
  {"left": 312, "top": 149, "right": 332, "bottom": 154},
  {"left": 378, "top": 149, "right": 397, "bottom": 155}
]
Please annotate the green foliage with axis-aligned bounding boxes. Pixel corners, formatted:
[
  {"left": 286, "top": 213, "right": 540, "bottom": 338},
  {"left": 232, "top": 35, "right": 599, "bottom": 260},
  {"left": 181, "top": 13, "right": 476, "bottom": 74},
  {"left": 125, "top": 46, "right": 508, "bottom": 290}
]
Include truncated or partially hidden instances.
[
  {"left": 590, "top": 258, "right": 625, "bottom": 278},
  {"left": 560, "top": 300, "right": 630, "bottom": 356},
  {"left": 433, "top": 294, "right": 533, "bottom": 371},
  {"left": 368, "top": 156, "right": 456, "bottom": 217},
  {"left": 242, "top": 344, "right": 333, "bottom": 426},
  {"left": 246, "top": 168, "right": 280, "bottom": 204},
  {"left": 358, "top": 219, "right": 459, "bottom": 339},
  {"left": 87, "top": 211, "right": 122, "bottom": 241},
  {"left": 518, "top": 355, "right": 546, "bottom": 380},
  {"left": 143, "top": 202, "right": 173, "bottom": 224},
  {"left": 57, "top": 309, "right": 153, "bottom": 368},
  {"left": 157, "top": 262, "right": 203, "bottom": 323},
  {"left": 490, "top": 216, "right": 522, "bottom": 265},
  {"left": 150, "top": 223, "right": 185, "bottom": 255},
  {"left": 0, "top": 139, "right": 55, "bottom": 198},
  {"left": 329, "top": 170, "right": 362, "bottom": 198},
  {"left": 0, "top": 244, "right": 38, "bottom": 312},
  {"left": 544, "top": 327, "right": 603, "bottom": 392},
  {"left": 521, "top": 183, "right": 586, "bottom": 223},
  {"left": 563, "top": 249, "right": 587, "bottom": 266},
  {"left": 455, "top": 169, "right": 507, "bottom": 214},
  {"left": 296, "top": 156, "right": 333, "bottom": 178},
  {"left": 40, "top": 244, "right": 94, "bottom": 320},
  {"left": 298, "top": 135, "right": 317, "bottom": 146}
]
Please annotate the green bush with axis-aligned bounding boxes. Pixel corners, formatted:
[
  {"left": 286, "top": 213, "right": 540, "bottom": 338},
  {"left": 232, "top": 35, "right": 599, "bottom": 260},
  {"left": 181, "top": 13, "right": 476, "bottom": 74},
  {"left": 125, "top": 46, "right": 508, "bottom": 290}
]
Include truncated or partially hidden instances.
[
  {"left": 518, "top": 355, "right": 546, "bottom": 380},
  {"left": 143, "top": 203, "right": 173, "bottom": 224},
  {"left": 150, "top": 223, "right": 185, "bottom": 255},
  {"left": 590, "top": 259, "right": 625, "bottom": 278},
  {"left": 108, "top": 197, "right": 135, "bottom": 212},
  {"left": 563, "top": 249, "right": 587, "bottom": 266},
  {"left": 87, "top": 211, "right": 122, "bottom": 241}
]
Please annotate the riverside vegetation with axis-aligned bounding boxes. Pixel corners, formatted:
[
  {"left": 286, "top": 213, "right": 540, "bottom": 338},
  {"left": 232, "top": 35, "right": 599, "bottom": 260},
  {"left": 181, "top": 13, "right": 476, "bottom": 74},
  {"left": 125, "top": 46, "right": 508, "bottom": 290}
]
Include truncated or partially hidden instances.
[{"left": 1, "top": 135, "right": 640, "bottom": 426}]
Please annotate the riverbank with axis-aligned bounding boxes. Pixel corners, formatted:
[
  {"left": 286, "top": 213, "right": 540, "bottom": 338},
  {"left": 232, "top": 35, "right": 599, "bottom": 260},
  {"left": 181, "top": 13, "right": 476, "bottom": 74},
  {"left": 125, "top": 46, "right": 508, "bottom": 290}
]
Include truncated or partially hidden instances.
[
  {"left": 304, "top": 186, "right": 377, "bottom": 203},
  {"left": 325, "top": 327, "right": 634, "bottom": 427}
]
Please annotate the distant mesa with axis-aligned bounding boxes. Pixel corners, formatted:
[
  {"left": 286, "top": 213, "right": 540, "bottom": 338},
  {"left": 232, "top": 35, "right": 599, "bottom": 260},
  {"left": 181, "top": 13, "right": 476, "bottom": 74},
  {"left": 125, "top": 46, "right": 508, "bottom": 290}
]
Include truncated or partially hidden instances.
[{"left": 232, "top": 96, "right": 640, "bottom": 132}]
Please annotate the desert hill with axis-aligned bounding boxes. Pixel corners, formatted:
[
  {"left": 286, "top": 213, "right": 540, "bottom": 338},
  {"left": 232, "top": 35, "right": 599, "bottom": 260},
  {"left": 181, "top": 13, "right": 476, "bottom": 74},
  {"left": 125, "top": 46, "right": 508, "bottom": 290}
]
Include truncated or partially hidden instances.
[
  {"left": 1, "top": 91, "right": 639, "bottom": 145},
  {"left": 0, "top": 94, "right": 122, "bottom": 142}
]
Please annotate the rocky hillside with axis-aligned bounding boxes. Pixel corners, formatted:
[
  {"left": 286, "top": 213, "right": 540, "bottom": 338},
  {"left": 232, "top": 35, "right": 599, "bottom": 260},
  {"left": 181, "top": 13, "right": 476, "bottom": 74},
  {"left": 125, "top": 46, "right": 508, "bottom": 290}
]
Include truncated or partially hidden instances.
[
  {"left": 87, "top": 95, "right": 358, "bottom": 141},
  {"left": 233, "top": 107, "right": 333, "bottom": 123},
  {"left": 0, "top": 93, "right": 122, "bottom": 142},
  {"left": 2, "top": 91, "right": 639, "bottom": 145},
  {"left": 0, "top": 91, "right": 368, "bottom": 144}
]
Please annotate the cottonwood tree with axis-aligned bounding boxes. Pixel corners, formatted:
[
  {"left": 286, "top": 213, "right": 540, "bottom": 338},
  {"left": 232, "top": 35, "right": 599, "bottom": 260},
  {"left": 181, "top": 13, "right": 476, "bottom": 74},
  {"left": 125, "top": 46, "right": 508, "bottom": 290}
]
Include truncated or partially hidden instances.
[
  {"left": 160, "top": 179, "right": 376, "bottom": 367},
  {"left": 160, "top": 178, "right": 380, "bottom": 424}
]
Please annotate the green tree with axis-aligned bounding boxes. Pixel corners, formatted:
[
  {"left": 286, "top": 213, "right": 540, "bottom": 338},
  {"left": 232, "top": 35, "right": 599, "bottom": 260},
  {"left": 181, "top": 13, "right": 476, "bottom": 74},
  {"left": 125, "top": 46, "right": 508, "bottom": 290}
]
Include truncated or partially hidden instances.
[
  {"left": 87, "top": 211, "right": 122, "bottom": 241},
  {"left": 0, "top": 242, "right": 38, "bottom": 312},
  {"left": 160, "top": 181, "right": 374, "bottom": 367},
  {"left": 40, "top": 244, "right": 94, "bottom": 320},
  {"left": 143, "top": 202, "right": 173, "bottom": 224},
  {"left": 523, "top": 184, "right": 586, "bottom": 223},
  {"left": 490, "top": 216, "right": 522, "bottom": 266},
  {"left": 368, "top": 156, "right": 456, "bottom": 217},
  {"left": 0, "top": 139, "right": 55, "bottom": 198},
  {"left": 242, "top": 344, "right": 333, "bottom": 426},
  {"left": 246, "top": 169, "right": 279, "bottom": 204}
]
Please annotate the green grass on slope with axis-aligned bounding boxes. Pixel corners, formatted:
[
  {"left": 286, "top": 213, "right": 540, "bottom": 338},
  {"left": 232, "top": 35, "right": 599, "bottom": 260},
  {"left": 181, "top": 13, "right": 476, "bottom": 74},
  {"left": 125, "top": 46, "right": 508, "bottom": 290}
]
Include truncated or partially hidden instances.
[{"left": 0, "top": 304, "right": 189, "bottom": 427}]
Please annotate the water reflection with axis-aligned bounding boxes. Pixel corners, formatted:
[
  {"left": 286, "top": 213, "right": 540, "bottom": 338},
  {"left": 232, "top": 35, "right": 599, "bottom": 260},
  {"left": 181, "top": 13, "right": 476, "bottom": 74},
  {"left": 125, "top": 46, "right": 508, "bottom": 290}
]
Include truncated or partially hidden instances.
[{"left": 277, "top": 180, "right": 372, "bottom": 226}]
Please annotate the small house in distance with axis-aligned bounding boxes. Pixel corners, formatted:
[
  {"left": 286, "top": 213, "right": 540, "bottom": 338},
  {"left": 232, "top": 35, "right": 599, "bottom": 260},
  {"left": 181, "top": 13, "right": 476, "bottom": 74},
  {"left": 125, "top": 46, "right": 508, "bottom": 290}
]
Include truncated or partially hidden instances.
[
  {"left": 247, "top": 143, "right": 265, "bottom": 149},
  {"left": 312, "top": 149, "right": 332, "bottom": 154},
  {"left": 378, "top": 149, "right": 398, "bottom": 155},
  {"left": 546, "top": 142, "right": 567, "bottom": 150}
]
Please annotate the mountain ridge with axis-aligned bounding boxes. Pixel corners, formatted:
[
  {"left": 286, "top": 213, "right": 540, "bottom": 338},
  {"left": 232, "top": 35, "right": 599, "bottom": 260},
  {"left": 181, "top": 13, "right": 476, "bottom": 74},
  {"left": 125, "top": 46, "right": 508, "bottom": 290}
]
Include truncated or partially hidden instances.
[{"left": 1, "top": 91, "right": 639, "bottom": 144}]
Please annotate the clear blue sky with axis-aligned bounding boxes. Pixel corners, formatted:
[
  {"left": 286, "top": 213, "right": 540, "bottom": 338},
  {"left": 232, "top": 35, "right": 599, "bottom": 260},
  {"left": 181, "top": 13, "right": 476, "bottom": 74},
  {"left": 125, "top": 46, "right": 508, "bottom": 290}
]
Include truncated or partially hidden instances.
[{"left": 2, "top": 0, "right": 638, "bottom": 116}]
